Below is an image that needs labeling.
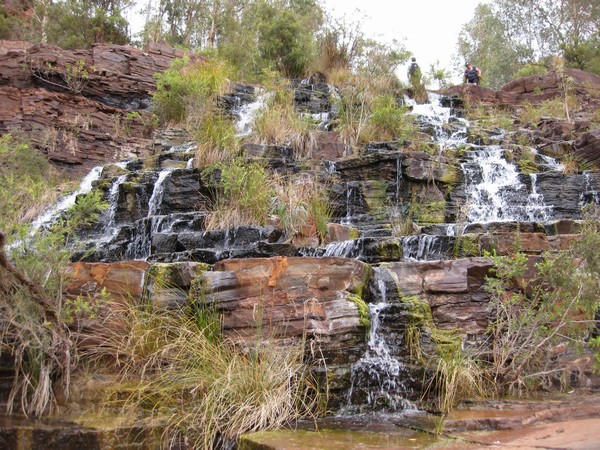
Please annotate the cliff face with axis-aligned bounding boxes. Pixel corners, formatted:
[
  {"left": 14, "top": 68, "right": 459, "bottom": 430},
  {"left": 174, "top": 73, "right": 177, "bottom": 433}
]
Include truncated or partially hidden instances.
[
  {"left": 4, "top": 41, "right": 600, "bottom": 412},
  {"left": 0, "top": 41, "right": 191, "bottom": 176}
]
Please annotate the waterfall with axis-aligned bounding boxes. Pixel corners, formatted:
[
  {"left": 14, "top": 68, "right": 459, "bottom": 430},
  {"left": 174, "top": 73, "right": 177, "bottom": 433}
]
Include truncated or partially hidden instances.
[
  {"left": 341, "top": 182, "right": 361, "bottom": 225},
  {"left": 402, "top": 235, "right": 451, "bottom": 261},
  {"left": 147, "top": 168, "right": 174, "bottom": 217},
  {"left": 32, "top": 166, "right": 103, "bottom": 229},
  {"left": 460, "top": 146, "right": 552, "bottom": 223},
  {"left": 100, "top": 173, "right": 129, "bottom": 239},
  {"left": 530, "top": 148, "right": 564, "bottom": 172},
  {"left": 234, "top": 90, "right": 271, "bottom": 137},
  {"left": 125, "top": 215, "right": 171, "bottom": 260},
  {"left": 323, "top": 239, "right": 362, "bottom": 258},
  {"left": 526, "top": 174, "right": 553, "bottom": 221},
  {"left": 582, "top": 172, "right": 600, "bottom": 205},
  {"left": 166, "top": 142, "right": 196, "bottom": 154},
  {"left": 346, "top": 268, "right": 416, "bottom": 412}
]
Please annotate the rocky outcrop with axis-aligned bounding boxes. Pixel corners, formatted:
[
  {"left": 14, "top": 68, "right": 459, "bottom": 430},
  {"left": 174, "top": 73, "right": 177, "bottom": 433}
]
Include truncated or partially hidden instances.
[
  {"left": 65, "top": 256, "right": 372, "bottom": 405},
  {"left": 439, "top": 68, "right": 600, "bottom": 169},
  {"left": 440, "top": 68, "right": 600, "bottom": 109},
  {"left": 0, "top": 41, "right": 191, "bottom": 176},
  {"left": 62, "top": 256, "right": 501, "bottom": 407}
]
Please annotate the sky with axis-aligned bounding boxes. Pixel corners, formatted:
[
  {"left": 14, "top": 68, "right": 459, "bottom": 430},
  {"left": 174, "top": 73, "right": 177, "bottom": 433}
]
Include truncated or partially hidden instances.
[{"left": 321, "top": 0, "right": 487, "bottom": 84}]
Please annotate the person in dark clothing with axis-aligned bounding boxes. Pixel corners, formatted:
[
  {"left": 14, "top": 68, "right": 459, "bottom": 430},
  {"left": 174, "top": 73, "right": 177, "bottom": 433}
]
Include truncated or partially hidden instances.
[
  {"left": 464, "top": 62, "right": 481, "bottom": 85},
  {"left": 407, "top": 57, "right": 422, "bottom": 87}
]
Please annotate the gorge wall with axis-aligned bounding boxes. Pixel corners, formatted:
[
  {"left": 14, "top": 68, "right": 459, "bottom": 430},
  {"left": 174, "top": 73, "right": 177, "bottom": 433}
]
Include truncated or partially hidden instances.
[{"left": 3, "top": 40, "right": 600, "bottom": 411}]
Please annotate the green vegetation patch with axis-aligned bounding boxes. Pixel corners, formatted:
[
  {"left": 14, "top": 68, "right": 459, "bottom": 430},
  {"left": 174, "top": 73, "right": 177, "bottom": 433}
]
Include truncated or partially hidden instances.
[
  {"left": 348, "top": 293, "right": 370, "bottom": 331},
  {"left": 411, "top": 200, "right": 446, "bottom": 225}
]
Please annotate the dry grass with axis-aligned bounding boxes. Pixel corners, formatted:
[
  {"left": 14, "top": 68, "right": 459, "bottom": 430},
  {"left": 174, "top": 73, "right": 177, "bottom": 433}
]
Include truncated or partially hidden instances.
[
  {"left": 192, "top": 111, "right": 240, "bottom": 168},
  {"left": 83, "top": 302, "right": 320, "bottom": 449},
  {"left": 272, "top": 173, "right": 333, "bottom": 244},
  {"left": 251, "top": 102, "right": 320, "bottom": 160},
  {"left": 247, "top": 77, "right": 321, "bottom": 160},
  {"left": 203, "top": 158, "right": 275, "bottom": 230}
]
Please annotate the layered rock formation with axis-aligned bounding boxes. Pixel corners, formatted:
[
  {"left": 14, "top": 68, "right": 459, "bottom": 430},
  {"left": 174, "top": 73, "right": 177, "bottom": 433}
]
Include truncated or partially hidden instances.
[
  {"left": 65, "top": 255, "right": 497, "bottom": 406},
  {"left": 3, "top": 41, "right": 598, "bottom": 414},
  {"left": 0, "top": 41, "right": 191, "bottom": 175}
]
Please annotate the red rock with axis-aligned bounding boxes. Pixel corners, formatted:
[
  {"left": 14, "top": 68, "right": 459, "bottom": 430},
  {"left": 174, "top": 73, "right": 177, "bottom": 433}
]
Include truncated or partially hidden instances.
[{"left": 0, "top": 41, "right": 191, "bottom": 177}]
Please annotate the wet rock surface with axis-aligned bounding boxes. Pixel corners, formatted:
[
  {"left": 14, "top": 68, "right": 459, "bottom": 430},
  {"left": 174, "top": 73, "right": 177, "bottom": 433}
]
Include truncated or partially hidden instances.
[{"left": 239, "top": 392, "right": 600, "bottom": 450}]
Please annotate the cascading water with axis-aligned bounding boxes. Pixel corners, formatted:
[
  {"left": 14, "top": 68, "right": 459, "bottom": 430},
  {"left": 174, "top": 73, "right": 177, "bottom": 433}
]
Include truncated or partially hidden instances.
[
  {"left": 102, "top": 174, "right": 128, "bottom": 235},
  {"left": 234, "top": 89, "right": 271, "bottom": 137},
  {"left": 459, "top": 146, "right": 553, "bottom": 223},
  {"left": 125, "top": 215, "right": 172, "bottom": 260},
  {"left": 346, "top": 268, "right": 416, "bottom": 413},
  {"left": 147, "top": 168, "right": 174, "bottom": 217},
  {"left": 32, "top": 166, "right": 103, "bottom": 230},
  {"left": 582, "top": 172, "right": 600, "bottom": 205},
  {"left": 401, "top": 235, "right": 452, "bottom": 261}
]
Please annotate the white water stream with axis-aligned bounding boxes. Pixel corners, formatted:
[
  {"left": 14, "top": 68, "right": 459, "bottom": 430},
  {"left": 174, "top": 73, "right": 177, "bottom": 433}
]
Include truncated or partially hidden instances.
[
  {"left": 460, "top": 146, "right": 553, "bottom": 223},
  {"left": 32, "top": 166, "right": 103, "bottom": 230},
  {"left": 347, "top": 268, "right": 416, "bottom": 412}
]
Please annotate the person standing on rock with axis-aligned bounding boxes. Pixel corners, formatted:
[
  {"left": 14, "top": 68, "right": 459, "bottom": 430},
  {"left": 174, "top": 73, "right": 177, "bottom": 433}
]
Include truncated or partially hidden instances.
[
  {"left": 407, "top": 57, "right": 422, "bottom": 88},
  {"left": 464, "top": 62, "right": 482, "bottom": 85}
]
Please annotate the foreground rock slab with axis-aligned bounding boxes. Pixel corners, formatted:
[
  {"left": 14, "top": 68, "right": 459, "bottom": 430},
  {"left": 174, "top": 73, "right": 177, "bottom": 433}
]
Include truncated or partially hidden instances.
[{"left": 240, "top": 392, "right": 600, "bottom": 450}]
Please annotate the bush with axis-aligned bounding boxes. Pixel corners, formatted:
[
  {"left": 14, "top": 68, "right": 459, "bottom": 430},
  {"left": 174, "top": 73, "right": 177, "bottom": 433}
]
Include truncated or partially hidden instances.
[
  {"left": 363, "top": 95, "right": 416, "bottom": 142},
  {"left": 513, "top": 64, "right": 548, "bottom": 78},
  {"left": 193, "top": 111, "right": 239, "bottom": 167},
  {"left": 272, "top": 174, "right": 332, "bottom": 245},
  {"left": 249, "top": 74, "right": 319, "bottom": 159},
  {"left": 0, "top": 134, "right": 63, "bottom": 237},
  {"left": 204, "top": 158, "right": 275, "bottom": 229},
  {"left": 483, "top": 217, "right": 600, "bottom": 395},
  {"left": 0, "top": 133, "right": 112, "bottom": 416},
  {"left": 153, "top": 57, "right": 232, "bottom": 125}
]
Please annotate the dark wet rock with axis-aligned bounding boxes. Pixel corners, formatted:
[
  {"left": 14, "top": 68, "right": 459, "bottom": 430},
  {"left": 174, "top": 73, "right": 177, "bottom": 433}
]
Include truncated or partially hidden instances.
[
  {"left": 220, "top": 82, "right": 256, "bottom": 110},
  {"left": 574, "top": 128, "right": 600, "bottom": 170},
  {"left": 242, "top": 143, "right": 294, "bottom": 160},
  {"left": 293, "top": 82, "right": 336, "bottom": 114},
  {"left": 160, "top": 169, "right": 212, "bottom": 214}
]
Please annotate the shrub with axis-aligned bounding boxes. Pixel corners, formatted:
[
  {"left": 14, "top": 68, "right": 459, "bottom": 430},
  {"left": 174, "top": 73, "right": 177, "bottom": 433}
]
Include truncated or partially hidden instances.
[
  {"left": 513, "top": 64, "right": 548, "bottom": 78},
  {"left": 363, "top": 95, "right": 416, "bottom": 142},
  {"left": 249, "top": 74, "right": 319, "bottom": 160},
  {"left": 334, "top": 75, "right": 412, "bottom": 149},
  {"left": 193, "top": 111, "right": 239, "bottom": 167},
  {"left": 272, "top": 174, "right": 332, "bottom": 244},
  {"left": 0, "top": 134, "right": 63, "bottom": 236},
  {"left": 0, "top": 134, "right": 112, "bottom": 416},
  {"left": 153, "top": 57, "right": 232, "bottom": 125},
  {"left": 204, "top": 158, "right": 275, "bottom": 229},
  {"left": 483, "top": 217, "right": 600, "bottom": 395}
]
